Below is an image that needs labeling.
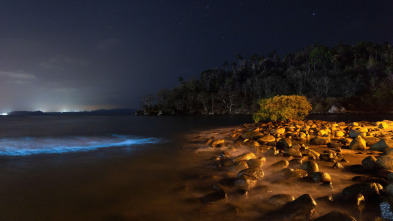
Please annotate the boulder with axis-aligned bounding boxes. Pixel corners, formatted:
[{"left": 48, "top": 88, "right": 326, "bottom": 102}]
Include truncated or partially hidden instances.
[
  {"left": 362, "top": 156, "right": 377, "bottom": 170},
  {"left": 201, "top": 189, "right": 228, "bottom": 203},
  {"left": 268, "top": 194, "right": 295, "bottom": 208},
  {"left": 233, "top": 152, "right": 256, "bottom": 162},
  {"left": 376, "top": 155, "right": 393, "bottom": 170},
  {"left": 299, "top": 132, "right": 307, "bottom": 139},
  {"left": 377, "top": 121, "right": 389, "bottom": 129},
  {"left": 301, "top": 161, "right": 319, "bottom": 174},
  {"left": 270, "top": 128, "right": 285, "bottom": 135},
  {"left": 385, "top": 148, "right": 393, "bottom": 156},
  {"left": 319, "top": 152, "right": 336, "bottom": 162},
  {"left": 310, "top": 136, "right": 331, "bottom": 145},
  {"left": 270, "top": 160, "right": 289, "bottom": 169},
  {"left": 341, "top": 183, "right": 380, "bottom": 201},
  {"left": 363, "top": 136, "right": 380, "bottom": 147},
  {"left": 211, "top": 139, "right": 225, "bottom": 147},
  {"left": 318, "top": 130, "right": 327, "bottom": 136},
  {"left": 234, "top": 175, "right": 257, "bottom": 190},
  {"left": 349, "top": 194, "right": 366, "bottom": 211},
  {"left": 301, "top": 125, "right": 310, "bottom": 132},
  {"left": 266, "top": 147, "right": 279, "bottom": 156},
  {"left": 371, "top": 139, "right": 393, "bottom": 152},
  {"left": 349, "top": 122, "right": 359, "bottom": 127},
  {"left": 349, "top": 127, "right": 367, "bottom": 138},
  {"left": 280, "top": 194, "right": 317, "bottom": 220},
  {"left": 341, "top": 137, "right": 353, "bottom": 145},
  {"left": 333, "top": 162, "right": 344, "bottom": 169},
  {"left": 227, "top": 161, "right": 249, "bottom": 172},
  {"left": 289, "top": 158, "right": 303, "bottom": 167},
  {"left": 247, "top": 157, "right": 266, "bottom": 169},
  {"left": 284, "top": 148, "right": 302, "bottom": 158},
  {"left": 285, "top": 169, "right": 308, "bottom": 182},
  {"left": 276, "top": 138, "right": 292, "bottom": 150},
  {"left": 241, "top": 131, "right": 263, "bottom": 140},
  {"left": 335, "top": 131, "right": 345, "bottom": 137},
  {"left": 258, "top": 134, "right": 276, "bottom": 143},
  {"left": 352, "top": 176, "right": 388, "bottom": 186},
  {"left": 314, "top": 211, "right": 356, "bottom": 221},
  {"left": 312, "top": 172, "right": 332, "bottom": 182},
  {"left": 327, "top": 142, "right": 342, "bottom": 149},
  {"left": 237, "top": 168, "right": 264, "bottom": 179},
  {"left": 307, "top": 149, "right": 321, "bottom": 159},
  {"left": 349, "top": 135, "right": 367, "bottom": 150}
]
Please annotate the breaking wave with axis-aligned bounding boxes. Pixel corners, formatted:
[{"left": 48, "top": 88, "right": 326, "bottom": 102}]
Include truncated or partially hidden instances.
[{"left": 0, "top": 134, "right": 161, "bottom": 156}]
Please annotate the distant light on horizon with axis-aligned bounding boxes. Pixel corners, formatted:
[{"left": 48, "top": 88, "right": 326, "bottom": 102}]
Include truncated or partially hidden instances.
[{"left": 1, "top": 113, "right": 8, "bottom": 116}]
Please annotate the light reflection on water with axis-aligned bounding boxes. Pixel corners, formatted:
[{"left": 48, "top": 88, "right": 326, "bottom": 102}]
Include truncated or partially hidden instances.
[{"left": 0, "top": 134, "right": 161, "bottom": 156}]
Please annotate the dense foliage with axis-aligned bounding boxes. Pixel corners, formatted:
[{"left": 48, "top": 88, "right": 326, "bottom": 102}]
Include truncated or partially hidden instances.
[
  {"left": 253, "top": 95, "right": 312, "bottom": 122},
  {"left": 142, "top": 41, "right": 393, "bottom": 115}
]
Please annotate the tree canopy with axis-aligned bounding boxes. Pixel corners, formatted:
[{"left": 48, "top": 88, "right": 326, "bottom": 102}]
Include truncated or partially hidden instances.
[{"left": 141, "top": 41, "right": 393, "bottom": 115}]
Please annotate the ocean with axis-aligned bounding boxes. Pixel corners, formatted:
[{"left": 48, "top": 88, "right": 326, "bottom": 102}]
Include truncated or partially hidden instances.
[{"left": 0, "top": 115, "right": 252, "bottom": 221}]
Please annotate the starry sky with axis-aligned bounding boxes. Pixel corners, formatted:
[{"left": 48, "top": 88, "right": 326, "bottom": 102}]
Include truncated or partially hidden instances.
[{"left": 0, "top": 0, "right": 392, "bottom": 112}]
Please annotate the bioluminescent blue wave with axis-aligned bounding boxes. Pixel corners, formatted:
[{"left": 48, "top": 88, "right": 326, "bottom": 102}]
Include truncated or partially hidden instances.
[{"left": 0, "top": 135, "right": 161, "bottom": 156}]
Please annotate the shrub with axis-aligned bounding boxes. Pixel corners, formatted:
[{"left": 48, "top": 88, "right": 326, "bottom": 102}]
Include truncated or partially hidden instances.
[{"left": 253, "top": 95, "right": 312, "bottom": 122}]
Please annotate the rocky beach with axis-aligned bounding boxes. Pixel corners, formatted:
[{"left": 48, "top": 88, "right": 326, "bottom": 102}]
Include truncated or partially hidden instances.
[{"left": 181, "top": 119, "right": 393, "bottom": 221}]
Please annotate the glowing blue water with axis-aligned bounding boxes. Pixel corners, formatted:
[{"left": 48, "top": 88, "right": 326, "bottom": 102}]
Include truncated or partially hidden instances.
[{"left": 0, "top": 135, "right": 161, "bottom": 156}]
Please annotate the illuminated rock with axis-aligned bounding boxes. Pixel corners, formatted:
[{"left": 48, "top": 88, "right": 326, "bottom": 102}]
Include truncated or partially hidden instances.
[
  {"left": 361, "top": 156, "right": 377, "bottom": 170},
  {"left": 377, "top": 155, "right": 393, "bottom": 170},
  {"left": 310, "top": 136, "right": 331, "bottom": 145},
  {"left": 258, "top": 134, "right": 276, "bottom": 143},
  {"left": 276, "top": 138, "right": 292, "bottom": 150},
  {"left": 349, "top": 135, "right": 367, "bottom": 150},
  {"left": 342, "top": 183, "right": 380, "bottom": 201},
  {"left": 280, "top": 194, "right": 317, "bottom": 220},
  {"left": 349, "top": 128, "right": 367, "bottom": 138},
  {"left": 232, "top": 152, "right": 256, "bottom": 162},
  {"left": 270, "top": 159, "right": 289, "bottom": 169},
  {"left": 237, "top": 168, "right": 264, "bottom": 179},
  {"left": 234, "top": 175, "right": 257, "bottom": 190},
  {"left": 247, "top": 157, "right": 266, "bottom": 169},
  {"left": 210, "top": 139, "right": 225, "bottom": 148},
  {"left": 371, "top": 139, "right": 393, "bottom": 152},
  {"left": 312, "top": 172, "right": 331, "bottom": 182},
  {"left": 268, "top": 194, "right": 295, "bottom": 208}
]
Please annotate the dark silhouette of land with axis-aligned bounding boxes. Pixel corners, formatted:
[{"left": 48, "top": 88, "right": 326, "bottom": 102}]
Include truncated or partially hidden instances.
[
  {"left": 141, "top": 41, "right": 393, "bottom": 115},
  {"left": 7, "top": 109, "right": 136, "bottom": 116}
]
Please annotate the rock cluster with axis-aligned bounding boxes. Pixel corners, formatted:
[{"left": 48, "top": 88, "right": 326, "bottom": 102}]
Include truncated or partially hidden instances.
[{"left": 198, "top": 119, "right": 393, "bottom": 220}]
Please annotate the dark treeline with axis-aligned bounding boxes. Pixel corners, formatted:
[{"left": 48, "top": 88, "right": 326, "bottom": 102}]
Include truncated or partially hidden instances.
[{"left": 141, "top": 41, "right": 393, "bottom": 115}]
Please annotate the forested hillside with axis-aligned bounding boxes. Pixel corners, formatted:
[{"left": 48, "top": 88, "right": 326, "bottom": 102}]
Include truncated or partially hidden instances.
[{"left": 141, "top": 41, "right": 393, "bottom": 115}]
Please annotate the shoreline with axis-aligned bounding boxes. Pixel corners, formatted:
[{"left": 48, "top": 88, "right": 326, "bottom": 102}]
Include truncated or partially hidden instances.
[{"left": 180, "top": 119, "right": 393, "bottom": 220}]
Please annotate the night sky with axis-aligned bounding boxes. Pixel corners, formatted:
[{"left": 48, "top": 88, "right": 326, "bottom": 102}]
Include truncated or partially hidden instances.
[{"left": 0, "top": 0, "right": 392, "bottom": 112}]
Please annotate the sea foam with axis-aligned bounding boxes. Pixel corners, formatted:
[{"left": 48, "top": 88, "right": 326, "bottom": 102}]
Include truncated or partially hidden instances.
[{"left": 0, "top": 135, "right": 161, "bottom": 156}]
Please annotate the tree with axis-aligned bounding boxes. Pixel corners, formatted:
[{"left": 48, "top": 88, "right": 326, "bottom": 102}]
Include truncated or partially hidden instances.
[
  {"left": 142, "top": 41, "right": 393, "bottom": 115},
  {"left": 253, "top": 95, "right": 312, "bottom": 122}
]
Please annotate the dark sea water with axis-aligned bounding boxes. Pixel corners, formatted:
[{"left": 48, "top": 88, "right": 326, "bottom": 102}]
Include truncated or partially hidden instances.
[
  {"left": 0, "top": 114, "right": 392, "bottom": 221},
  {"left": 0, "top": 115, "right": 252, "bottom": 221}
]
